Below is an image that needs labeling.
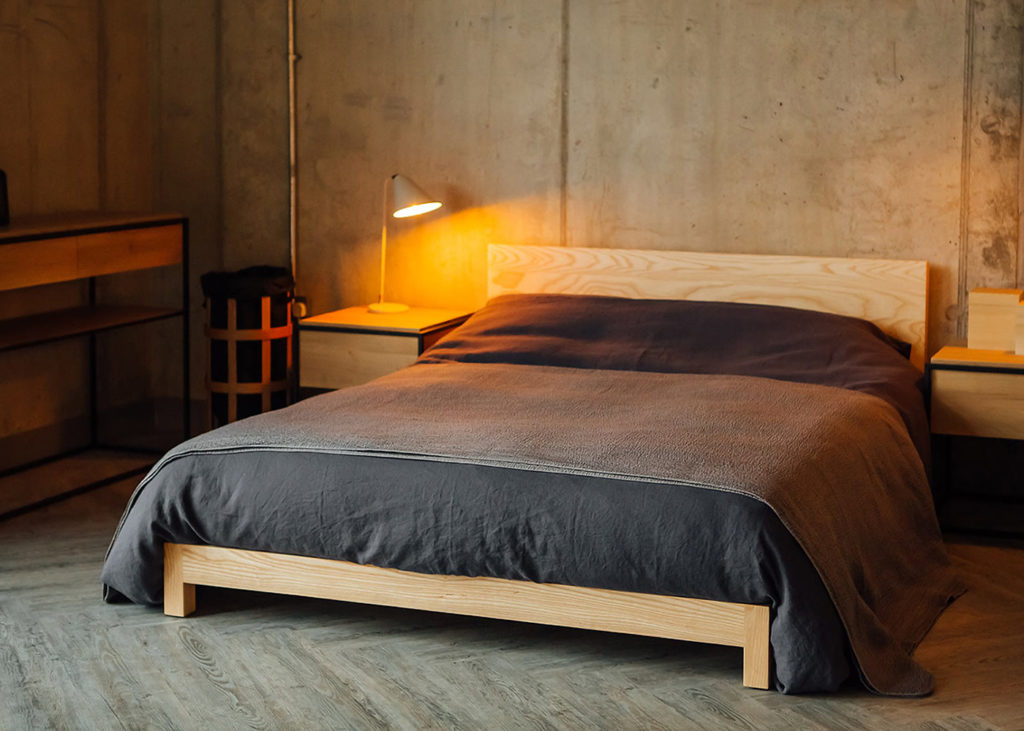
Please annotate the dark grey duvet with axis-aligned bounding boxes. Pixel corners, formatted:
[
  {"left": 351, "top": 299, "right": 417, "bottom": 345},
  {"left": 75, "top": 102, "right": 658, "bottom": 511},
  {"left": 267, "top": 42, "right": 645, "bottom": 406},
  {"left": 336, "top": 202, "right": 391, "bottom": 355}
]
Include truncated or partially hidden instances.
[{"left": 102, "top": 294, "right": 962, "bottom": 695}]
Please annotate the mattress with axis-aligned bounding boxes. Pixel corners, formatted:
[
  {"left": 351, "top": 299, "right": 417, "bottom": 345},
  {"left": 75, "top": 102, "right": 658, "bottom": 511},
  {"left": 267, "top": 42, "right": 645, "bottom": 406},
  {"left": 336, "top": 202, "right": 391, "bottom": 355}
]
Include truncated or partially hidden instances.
[{"left": 102, "top": 294, "right": 961, "bottom": 695}]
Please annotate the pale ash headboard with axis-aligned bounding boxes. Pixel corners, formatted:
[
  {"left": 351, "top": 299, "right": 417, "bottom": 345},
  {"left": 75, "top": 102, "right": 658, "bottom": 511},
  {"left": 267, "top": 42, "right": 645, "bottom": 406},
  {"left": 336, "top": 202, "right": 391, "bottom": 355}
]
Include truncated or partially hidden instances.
[{"left": 488, "top": 244, "right": 929, "bottom": 371}]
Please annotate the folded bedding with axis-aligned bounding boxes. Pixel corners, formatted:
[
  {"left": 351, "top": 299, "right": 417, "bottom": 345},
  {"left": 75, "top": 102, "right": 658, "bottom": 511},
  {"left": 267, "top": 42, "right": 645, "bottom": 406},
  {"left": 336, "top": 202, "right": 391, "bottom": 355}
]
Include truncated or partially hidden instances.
[{"left": 102, "top": 294, "right": 960, "bottom": 696}]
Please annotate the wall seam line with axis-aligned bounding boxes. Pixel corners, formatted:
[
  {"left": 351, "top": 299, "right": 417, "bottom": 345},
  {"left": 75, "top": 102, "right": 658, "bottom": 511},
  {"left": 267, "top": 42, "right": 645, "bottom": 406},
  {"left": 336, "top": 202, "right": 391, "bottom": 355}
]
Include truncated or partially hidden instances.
[
  {"left": 559, "top": 0, "right": 570, "bottom": 247},
  {"left": 957, "top": 0, "right": 974, "bottom": 340},
  {"left": 1018, "top": 9, "right": 1024, "bottom": 290},
  {"left": 215, "top": 0, "right": 225, "bottom": 270},
  {"left": 151, "top": 0, "right": 162, "bottom": 209},
  {"left": 96, "top": 0, "right": 107, "bottom": 210}
]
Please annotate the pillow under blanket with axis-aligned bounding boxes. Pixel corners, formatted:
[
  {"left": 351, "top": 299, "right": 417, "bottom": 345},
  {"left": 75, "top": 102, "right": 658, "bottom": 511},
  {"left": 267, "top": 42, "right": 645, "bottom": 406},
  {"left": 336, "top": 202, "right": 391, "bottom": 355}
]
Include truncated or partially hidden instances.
[{"left": 421, "top": 293, "right": 930, "bottom": 469}]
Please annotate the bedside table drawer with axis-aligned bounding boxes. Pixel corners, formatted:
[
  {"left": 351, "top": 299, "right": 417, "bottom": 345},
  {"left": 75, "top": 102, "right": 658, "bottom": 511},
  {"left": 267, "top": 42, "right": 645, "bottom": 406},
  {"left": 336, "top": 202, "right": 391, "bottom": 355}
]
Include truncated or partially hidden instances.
[
  {"left": 931, "top": 369, "right": 1024, "bottom": 439},
  {"left": 301, "top": 330, "right": 420, "bottom": 389}
]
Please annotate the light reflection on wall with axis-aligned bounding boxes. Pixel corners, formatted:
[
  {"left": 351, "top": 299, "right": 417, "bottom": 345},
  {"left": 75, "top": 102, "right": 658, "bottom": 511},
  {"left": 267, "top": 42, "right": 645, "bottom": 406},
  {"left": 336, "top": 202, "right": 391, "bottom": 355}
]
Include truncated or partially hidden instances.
[{"left": 365, "top": 194, "right": 560, "bottom": 311}]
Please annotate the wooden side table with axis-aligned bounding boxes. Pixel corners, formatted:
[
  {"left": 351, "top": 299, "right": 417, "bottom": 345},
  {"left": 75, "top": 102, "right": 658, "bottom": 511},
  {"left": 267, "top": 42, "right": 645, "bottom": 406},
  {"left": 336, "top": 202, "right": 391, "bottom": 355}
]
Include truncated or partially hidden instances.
[
  {"left": 930, "top": 345, "right": 1024, "bottom": 535},
  {"left": 299, "top": 306, "right": 472, "bottom": 391}
]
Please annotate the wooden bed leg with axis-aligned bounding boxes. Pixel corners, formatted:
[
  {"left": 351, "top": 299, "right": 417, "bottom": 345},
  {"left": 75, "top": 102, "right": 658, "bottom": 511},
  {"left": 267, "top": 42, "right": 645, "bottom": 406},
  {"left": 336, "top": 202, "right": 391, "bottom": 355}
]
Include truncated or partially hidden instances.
[
  {"left": 163, "top": 543, "right": 196, "bottom": 617},
  {"left": 742, "top": 605, "right": 770, "bottom": 689}
]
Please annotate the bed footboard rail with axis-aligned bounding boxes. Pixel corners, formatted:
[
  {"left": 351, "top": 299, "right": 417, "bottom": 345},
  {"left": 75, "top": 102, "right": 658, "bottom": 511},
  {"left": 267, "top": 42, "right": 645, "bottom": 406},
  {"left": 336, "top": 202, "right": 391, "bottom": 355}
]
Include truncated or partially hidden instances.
[{"left": 163, "top": 543, "right": 771, "bottom": 689}]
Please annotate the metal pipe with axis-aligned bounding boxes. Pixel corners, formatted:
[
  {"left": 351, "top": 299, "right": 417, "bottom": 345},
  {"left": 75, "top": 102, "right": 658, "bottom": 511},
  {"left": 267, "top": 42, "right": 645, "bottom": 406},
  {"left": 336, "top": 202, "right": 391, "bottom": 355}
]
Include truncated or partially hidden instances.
[{"left": 288, "top": 0, "right": 299, "bottom": 284}]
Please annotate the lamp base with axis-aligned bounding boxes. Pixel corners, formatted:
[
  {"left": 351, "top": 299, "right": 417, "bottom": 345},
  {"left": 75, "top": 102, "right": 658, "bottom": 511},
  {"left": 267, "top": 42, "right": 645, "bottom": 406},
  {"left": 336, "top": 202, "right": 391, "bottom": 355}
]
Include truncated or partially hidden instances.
[{"left": 368, "top": 301, "right": 410, "bottom": 314}]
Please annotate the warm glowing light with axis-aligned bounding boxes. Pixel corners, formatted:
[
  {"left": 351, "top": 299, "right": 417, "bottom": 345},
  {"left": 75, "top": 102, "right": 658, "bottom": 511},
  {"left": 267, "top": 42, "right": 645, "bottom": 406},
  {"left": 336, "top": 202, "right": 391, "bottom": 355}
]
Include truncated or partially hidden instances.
[
  {"left": 380, "top": 196, "right": 548, "bottom": 309},
  {"left": 393, "top": 201, "right": 442, "bottom": 218},
  {"left": 370, "top": 174, "right": 445, "bottom": 314}
]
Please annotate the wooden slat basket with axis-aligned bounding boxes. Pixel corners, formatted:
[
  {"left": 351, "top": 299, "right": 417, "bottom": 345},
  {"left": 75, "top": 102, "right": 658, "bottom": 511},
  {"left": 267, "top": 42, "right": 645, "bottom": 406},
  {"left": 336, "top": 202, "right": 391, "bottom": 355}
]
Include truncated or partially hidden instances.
[{"left": 205, "top": 296, "right": 293, "bottom": 428}]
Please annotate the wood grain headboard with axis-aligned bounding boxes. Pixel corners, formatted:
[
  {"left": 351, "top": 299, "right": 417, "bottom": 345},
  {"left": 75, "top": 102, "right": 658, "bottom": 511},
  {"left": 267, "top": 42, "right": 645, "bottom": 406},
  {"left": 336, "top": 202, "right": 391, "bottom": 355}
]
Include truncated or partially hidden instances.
[{"left": 488, "top": 244, "right": 929, "bottom": 371}]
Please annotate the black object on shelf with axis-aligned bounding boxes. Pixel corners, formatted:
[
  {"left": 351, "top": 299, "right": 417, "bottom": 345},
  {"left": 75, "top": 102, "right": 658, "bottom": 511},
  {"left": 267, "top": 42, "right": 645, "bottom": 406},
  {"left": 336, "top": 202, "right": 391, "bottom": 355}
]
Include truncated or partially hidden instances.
[{"left": 201, "top": 266, "right": 295, "bottom": 428}]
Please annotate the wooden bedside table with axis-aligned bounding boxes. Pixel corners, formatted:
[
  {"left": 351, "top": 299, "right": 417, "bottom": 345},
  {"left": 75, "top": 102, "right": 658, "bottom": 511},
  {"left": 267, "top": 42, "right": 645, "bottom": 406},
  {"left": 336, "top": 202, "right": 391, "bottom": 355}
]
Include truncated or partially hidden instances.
[
  {"left": 930, "top": 345, "right": 1024, "bottom": 535},
  {"left": 299, "top": 306, "right": 472, "bottom": 390}
]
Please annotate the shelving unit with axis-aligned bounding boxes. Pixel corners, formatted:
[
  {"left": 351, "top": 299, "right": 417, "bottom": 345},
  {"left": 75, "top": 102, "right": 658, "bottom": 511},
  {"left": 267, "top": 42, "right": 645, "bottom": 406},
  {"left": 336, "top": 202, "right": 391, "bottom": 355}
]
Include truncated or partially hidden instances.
[{"left": 0, "top": 212, "right": 190, "bottom": 519}]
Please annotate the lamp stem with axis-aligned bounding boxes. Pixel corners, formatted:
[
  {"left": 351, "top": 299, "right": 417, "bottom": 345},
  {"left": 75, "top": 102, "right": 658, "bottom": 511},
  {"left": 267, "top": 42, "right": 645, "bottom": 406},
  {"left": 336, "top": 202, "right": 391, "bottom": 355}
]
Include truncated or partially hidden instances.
[{"left": 378, "top": 175, "right": 391, "bottom": 305}]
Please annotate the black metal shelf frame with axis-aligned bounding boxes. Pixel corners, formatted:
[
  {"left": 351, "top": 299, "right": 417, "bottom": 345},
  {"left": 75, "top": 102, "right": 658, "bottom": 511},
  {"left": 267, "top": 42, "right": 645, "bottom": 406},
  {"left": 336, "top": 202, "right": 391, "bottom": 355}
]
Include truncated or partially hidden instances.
[{"left": 0, "top": 218, "right": 190, "bottom": 521}]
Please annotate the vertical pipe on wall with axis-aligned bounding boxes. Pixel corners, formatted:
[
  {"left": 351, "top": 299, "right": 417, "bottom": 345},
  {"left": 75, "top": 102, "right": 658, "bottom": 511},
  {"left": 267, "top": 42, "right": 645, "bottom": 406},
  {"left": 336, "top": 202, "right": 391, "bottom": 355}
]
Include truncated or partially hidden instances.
[
  {"left": 558, "top": 0, "right": 570, "bottom": 248},
  {"left": 288, "top": 0, "right": 299, "bottom": 283},
  {"left": 287, "top": 0, "right": 303, "bottom": 400}
]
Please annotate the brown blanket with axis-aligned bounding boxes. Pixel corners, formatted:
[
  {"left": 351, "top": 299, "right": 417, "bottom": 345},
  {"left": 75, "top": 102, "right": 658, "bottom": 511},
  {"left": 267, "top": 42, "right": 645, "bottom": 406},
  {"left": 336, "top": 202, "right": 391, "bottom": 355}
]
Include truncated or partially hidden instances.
[{"left": 190, "top": 360, "right": 962, "bottom": 695}]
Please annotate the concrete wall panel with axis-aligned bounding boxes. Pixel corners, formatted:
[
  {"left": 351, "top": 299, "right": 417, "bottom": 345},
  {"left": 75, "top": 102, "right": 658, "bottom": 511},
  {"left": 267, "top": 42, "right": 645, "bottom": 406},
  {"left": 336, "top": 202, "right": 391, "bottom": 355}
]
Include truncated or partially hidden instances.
[
  {"left": 961, "top": 0, "right": 1023, "bottom": 322},
  {"left": 296, "top": 0, "right": 563, "bottom": 313},
  {"left": 0, "top": 2, "right": 34, "bottom": 217},
  {"left": 282, "top": 0, "right": 1021, "bottom": 353},
  {"left": 221, "top": 1, "right": 290, "bottom": 270},
  {"left": 567, "top": 1, "right": 967, "bottom": 348},
  {"left": 0, "top": 0, "right": 100, "bottom": 214},
  {"left": 101, "top": 0, "right": 154, "bottom": 211},
  {"left": 153, "top": 0, "right": 223, "bottom": 399}
]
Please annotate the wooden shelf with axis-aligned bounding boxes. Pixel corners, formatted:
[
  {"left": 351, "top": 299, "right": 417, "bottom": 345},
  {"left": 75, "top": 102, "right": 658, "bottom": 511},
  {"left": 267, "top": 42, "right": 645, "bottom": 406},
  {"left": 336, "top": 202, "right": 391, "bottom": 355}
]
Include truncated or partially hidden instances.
[{"left": 0, "top": 304, "right": 183, "bottom": 352}]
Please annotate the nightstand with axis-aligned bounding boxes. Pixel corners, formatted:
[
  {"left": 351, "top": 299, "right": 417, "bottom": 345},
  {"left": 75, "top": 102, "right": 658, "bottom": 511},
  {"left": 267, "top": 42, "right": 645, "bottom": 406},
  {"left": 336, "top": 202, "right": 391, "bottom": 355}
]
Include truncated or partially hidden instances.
[
  {"left": 299, "top": 306, "right": 472, "bottom": 391},
  {"left": 929, "top": 345, "right": 1024, "bottom": 535}
]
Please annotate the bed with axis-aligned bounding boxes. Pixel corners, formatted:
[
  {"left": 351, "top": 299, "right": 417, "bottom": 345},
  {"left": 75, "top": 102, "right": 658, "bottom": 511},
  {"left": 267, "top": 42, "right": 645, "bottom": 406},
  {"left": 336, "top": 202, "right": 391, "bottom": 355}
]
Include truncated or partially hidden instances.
[{"left": 102, "top": 245, "right": 962, "bottom": 696}]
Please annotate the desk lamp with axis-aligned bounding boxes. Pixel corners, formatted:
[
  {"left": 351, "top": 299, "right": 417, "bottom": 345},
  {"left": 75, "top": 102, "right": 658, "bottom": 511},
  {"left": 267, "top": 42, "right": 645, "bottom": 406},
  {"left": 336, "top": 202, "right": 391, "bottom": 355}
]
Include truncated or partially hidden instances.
[{"left": 369, "top": 174, "right": 442, "bottom": 314}]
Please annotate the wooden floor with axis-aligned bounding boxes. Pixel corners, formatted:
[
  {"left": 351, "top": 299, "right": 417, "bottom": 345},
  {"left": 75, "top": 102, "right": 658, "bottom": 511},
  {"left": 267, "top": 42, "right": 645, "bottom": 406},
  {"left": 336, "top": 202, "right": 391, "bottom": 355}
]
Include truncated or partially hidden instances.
[{"left": 2, "top": 474, "right": 1023, "bottom": 730}]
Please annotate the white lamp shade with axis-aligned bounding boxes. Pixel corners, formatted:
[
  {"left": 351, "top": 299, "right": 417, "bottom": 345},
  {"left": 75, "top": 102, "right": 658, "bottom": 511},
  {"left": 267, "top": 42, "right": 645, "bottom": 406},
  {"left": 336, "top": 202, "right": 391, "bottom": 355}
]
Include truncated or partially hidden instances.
[{"left": 391, "top": 174, "right": 442, "bottom": 218}]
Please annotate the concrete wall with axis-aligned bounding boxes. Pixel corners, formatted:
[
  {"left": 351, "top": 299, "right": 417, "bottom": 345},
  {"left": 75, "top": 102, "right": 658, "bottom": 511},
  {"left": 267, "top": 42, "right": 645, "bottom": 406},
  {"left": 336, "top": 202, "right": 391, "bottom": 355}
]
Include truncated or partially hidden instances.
[
  {"left": 150, "top": 0, "right": 222, "bottom": 403},
  {"left": 221, "top": 2, "right": 290, "bottom": 271},
  {"left": 295, "top": 1, "right": 564, "bottom": 312},
  {"left": 291, "top": 0, "right": 1024, "bottom": 355}
]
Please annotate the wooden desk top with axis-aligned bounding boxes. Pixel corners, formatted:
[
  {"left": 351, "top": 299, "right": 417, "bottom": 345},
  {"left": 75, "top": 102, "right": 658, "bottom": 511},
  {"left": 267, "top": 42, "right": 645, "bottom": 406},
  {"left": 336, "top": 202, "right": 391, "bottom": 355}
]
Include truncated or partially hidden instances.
[
  {"left": 0, "top": 212, "right": 185, "bottom": 245},
  {"left": 0, "top": 212, "right": 186, "bottom": 292}
]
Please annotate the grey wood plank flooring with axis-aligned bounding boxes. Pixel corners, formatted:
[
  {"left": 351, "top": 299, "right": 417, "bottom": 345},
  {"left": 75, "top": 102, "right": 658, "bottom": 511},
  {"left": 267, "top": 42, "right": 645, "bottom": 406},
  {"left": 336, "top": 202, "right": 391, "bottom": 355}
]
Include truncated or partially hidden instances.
[{"left": 1, "top": 472, "right": 1023, "bottom": 730}]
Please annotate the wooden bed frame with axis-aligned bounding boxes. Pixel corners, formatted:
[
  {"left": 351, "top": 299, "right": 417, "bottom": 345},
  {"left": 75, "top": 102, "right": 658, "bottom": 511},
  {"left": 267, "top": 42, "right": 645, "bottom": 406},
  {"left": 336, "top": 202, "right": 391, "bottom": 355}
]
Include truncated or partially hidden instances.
[{"left": 163, "top": 245, "right": 929, "bottom": 690}]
